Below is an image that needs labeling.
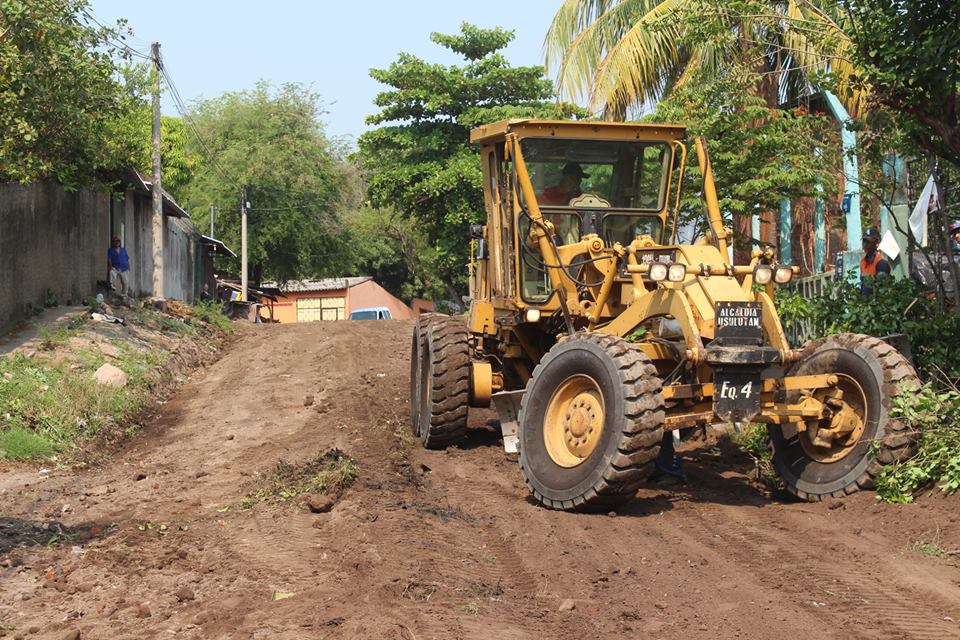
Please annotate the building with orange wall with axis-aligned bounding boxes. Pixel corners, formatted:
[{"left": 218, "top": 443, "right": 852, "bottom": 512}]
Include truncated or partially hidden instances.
[{"left": 260, "top": 277, "right": 414, "bottom": 323}]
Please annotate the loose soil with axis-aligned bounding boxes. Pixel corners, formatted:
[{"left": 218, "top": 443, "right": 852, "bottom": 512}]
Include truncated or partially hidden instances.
[{"left": 1, "top": 321, "right": 958, "bottom": 639}]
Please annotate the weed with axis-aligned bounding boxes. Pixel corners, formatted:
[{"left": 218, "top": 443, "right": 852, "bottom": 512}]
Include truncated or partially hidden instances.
[
  {"left": 36, "top": 316, "right": 86, "bottom": 351},
  {"left": 191, "top": 301, "right": 233, "bottom": 333},
  {"left": 393, "top": 419, "right": 416, "bottom": 449},
  {"left": 461, "top": 601, "right": 479, "bottom": 615},
  {"left": 401, "top": 580, "right": 440, "bottom": 601},
  {"left": 457, "top": 579, "right": 503, "bottom": 599},
  {"left": 240, "top": 450, "right": 358, "bottom": 509},
  {"left": 912, "top": 539, "right": 946, "bottom": 557},
  {"left": 909, "top": 528, "right": 951, "bottom": 558},
  {"left": 726, "top": 423, "right": 782, "bottom": 489},
  {"left": 875, "top": 381, "right": 960, "bottom": 504}
]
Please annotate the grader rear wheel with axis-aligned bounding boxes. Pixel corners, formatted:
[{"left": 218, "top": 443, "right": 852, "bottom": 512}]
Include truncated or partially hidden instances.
[
  {"left": 769, "top": 333, "right": 919, "bottom": 501},
  {"left": 416, "top": 315, "right": 470, "bottom": 449},
  {"left": 408, "top": 315, "right": 430, "bottom": 437},
  {"left": 518, "top": 333, "right": 665, "bottom": 511}
]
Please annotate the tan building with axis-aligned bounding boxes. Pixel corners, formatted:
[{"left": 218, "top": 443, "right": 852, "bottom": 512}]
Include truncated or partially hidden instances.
[{"left": 261, "top": 277, "right": 413, "bottom": 323}]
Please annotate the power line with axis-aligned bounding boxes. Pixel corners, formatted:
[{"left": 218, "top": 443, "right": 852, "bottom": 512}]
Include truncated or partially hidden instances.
[
  {"left": 155, "top": 48, "right": 238, "bottom": 189},
  {"left": 77, "top": 7, "right": 152, "bottom": 61}
]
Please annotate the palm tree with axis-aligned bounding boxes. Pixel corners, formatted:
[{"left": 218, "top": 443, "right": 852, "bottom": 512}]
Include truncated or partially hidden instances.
[{"left": 544, "top": 0, "right": 859, "bottom": 119}]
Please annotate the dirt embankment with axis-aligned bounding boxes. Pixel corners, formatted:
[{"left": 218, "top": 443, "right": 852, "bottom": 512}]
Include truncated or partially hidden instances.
[
  {"left": 0, "top": 301, "right": 228, "bottom": 465},
  {"left": 1, "top": 320, "right": 958, "bottom": 640}
]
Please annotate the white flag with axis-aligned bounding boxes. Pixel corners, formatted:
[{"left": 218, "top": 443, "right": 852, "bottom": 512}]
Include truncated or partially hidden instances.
[
  {"left": 909, "top": 174, "right": 940, "bottom": 247},
  {"left": 879, "top": 229, "right": 901, "bottom": 260}
]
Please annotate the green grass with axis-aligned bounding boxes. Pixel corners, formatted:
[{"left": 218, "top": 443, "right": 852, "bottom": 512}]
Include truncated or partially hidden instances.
[
  {"left": 240, "top": 450, "right": 359, "bottom": 509},
  {"left": 0, "top": 352, "right": 146, "bottom": 461},
  {"left": 0, "top": 302, "right": 229, "bottom": 463},
  {"left": 0, "top": 426, "right": 57, "bottom": 460}
]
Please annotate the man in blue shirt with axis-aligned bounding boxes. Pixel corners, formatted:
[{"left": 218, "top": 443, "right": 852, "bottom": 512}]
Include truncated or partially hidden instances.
[{"left": 107, "top": 236, "right": 131, "bottom": 296}]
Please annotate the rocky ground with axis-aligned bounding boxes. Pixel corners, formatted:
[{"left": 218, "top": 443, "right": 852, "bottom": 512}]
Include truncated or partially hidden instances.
[{"left": 0, "top": 320, "right": 958, "bottom": 639}]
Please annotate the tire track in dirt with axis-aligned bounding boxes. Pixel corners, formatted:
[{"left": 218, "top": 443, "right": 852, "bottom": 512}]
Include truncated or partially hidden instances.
[{"left": 682, "top": 503, "right": 960, "bottom": 639}]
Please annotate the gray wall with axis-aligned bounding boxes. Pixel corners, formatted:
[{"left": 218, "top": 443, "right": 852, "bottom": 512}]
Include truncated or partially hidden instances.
[
  {"left": 0, "top": 181, "right": 110, "bottom": 332},
  {"left": 0, "top": 181, "right": 201, "bottom": 334},
  {"left": 117, "top": 189, "right": 199, "bottom": 302}
]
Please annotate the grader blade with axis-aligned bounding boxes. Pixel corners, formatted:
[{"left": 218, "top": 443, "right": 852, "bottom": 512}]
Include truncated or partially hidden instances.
[{"left": 491, "top": 390, "right": 524, "bottom": 454}]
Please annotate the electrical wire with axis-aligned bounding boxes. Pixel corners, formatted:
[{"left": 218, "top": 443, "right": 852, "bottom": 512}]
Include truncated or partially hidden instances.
[
  {"left": 77, "top": 7, "right": 152, "bottom": 60},
  {"left": 156, "top": 52, "right": 238, "bottom": 189}
]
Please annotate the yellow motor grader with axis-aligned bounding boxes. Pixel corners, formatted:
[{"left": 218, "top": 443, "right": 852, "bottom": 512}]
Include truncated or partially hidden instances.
[{"left": 409, "top": 119, "right": 918, "bottom": 511}]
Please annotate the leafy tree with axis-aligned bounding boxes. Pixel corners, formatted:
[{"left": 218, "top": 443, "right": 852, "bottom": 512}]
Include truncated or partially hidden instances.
[
  {"left": 337, "top": 207, "right": 435, "bottom": 301},
  {"left": 651, "top": 68, "right": 841, "bottom": 262},
  {"left": 545, "top": 0, "right": 858, "bottom": 118},
  {"left": 113, "top": 62, "right": 200, "bottom": 200},
  {"left": 359, "top": 23, "right": 587, "bottom": 302},
  {"left": 177, "top": 82, "right": 352, "bottom": 283},
  {"left": 843, "top": 0, "right": 960, "bottom": 168},
  {"left": 0, "top": 0, "right": 141, "bottom": 187}
]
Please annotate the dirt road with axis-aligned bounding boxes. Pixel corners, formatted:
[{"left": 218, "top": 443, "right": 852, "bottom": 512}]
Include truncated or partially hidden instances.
[{"left": 1, "top": 321, "right": 959, "bottom": 639}]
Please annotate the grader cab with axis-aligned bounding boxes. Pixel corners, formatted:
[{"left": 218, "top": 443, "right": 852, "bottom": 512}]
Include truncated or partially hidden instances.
[{"left": 410, "top": 119, "right": 918, "bottom": 511}]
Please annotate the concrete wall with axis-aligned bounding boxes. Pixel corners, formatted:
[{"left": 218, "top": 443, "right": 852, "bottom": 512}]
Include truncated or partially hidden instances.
[
  {"left": 118, "top": 190, "right": 198, "bottom": 301},
  {"left": 0, "top": 181, "right": 110, "bottom": 333},
  {"left": 0, "top": 181, "right": 202, "bottom": 335}
]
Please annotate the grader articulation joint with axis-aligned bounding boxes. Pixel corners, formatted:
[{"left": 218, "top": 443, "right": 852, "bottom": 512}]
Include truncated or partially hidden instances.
[{"left": 410, "top": 119, "right": 919, "bottom": 511}]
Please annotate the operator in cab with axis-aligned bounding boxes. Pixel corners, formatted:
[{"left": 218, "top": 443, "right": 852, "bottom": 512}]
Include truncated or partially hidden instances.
[
  {"left": 860, "top": 227, "right": 890, "bottom": 295},
  {"left": 540, "top": 163, "right": 587, "bottom": 205},
  {"left": 538, "top": 163, "right": 587, "bottom": 245}
]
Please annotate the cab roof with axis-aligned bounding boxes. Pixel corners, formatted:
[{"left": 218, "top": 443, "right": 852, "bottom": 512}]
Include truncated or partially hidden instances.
[{"left": 469, "top": 119, "right": 687, "bottom": 145}]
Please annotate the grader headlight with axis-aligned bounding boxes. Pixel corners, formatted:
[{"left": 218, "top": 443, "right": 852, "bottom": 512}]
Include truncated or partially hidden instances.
[
  {"left": 754, "top": 265, "right": 773, "bottom": 285},
  {"left": 648, "top": 263, "right": 668, "bottom": 281},
  {"left": 774, "top": 266, "right": 793, "bottom": 284},
  {"left": 667, "top": 263, "right": 687, "bottom": 282}
]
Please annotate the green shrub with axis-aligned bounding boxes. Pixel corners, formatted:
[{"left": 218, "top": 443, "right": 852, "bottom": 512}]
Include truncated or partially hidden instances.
[
  {"left": 727, "top": 423, "right": 782, "bottom": 489},
  {"left": 874, "top": 382, "right": 960, "bottom": 503},
  {"left": 777, "top": 277, "right": 960, "bottom": 379}
]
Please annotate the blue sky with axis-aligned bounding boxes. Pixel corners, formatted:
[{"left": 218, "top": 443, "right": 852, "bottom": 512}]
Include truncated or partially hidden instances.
[{"left": 88, "top": 0, "right": 567, "bottom": 143}]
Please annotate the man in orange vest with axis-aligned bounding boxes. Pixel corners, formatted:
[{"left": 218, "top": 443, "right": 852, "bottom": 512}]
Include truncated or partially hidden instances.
[{"left": 860, "top": 227, "right": 891, "bottom": 294}]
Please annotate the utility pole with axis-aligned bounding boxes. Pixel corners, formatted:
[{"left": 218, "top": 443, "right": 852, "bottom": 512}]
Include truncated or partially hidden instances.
[
  {"left": 150, "top": 42, "right": 164, "bottom": 299},
  {"left": 209, "top": 204, "right": 215, "bottom": 237},
  {"left": 241, "top": 190, "right": 248, "bottom": 302}
]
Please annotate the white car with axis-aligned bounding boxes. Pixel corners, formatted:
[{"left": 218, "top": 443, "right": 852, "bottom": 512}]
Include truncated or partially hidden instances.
[{"left": 349, "top": 306, "right": 392, "bottom": 320}]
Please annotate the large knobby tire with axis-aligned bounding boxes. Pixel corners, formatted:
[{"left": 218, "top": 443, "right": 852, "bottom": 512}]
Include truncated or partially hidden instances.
[
  {"left": 417, "top": 315, "right": 470, "bottom": 449},
  {"left": 769, "top": 333, "right": 919, "bottom": 501},
  {"left": 518, "top": 333, "right": 665, "bottom": 511},
  {"left": 408, "top": 315, "right": 430, "bottom": 437}
]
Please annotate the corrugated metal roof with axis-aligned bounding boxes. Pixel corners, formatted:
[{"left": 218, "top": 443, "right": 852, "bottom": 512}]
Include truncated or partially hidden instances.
[
  {"left": 200, "top": 235, "right": 237, "bottom": 258},
  {"left": 262, "top": 277, "right": 371, "bottom": 293}
]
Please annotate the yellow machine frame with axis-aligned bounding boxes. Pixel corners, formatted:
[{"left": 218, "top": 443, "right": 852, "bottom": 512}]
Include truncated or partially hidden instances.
[{"left": 466, "top": 119, "right": 839, "bottom": 437}]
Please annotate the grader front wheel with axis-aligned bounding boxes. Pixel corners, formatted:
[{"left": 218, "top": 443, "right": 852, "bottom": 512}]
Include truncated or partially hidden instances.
[
  {"left": 769, "top": 333, "right": 919, "bottom": 501},
  {"left": 518, "top": 333, "right": 665, "bottom": 511},
  {"left": 416, "top": 315, "right": 470, "bottom": 449}
]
